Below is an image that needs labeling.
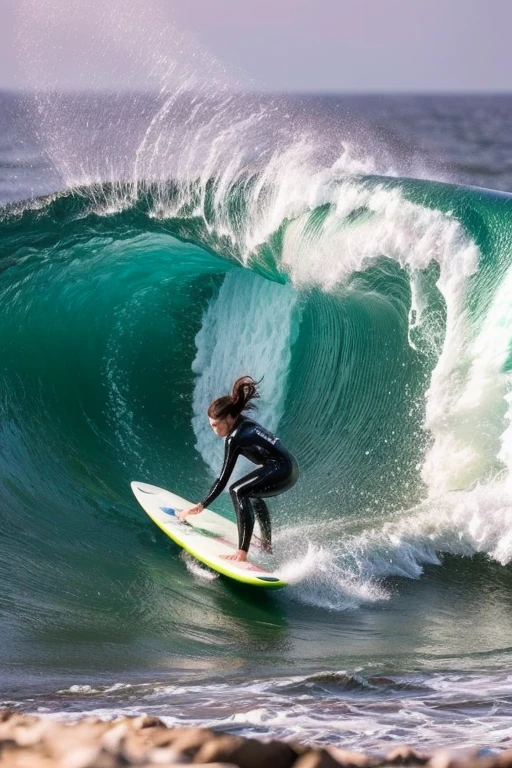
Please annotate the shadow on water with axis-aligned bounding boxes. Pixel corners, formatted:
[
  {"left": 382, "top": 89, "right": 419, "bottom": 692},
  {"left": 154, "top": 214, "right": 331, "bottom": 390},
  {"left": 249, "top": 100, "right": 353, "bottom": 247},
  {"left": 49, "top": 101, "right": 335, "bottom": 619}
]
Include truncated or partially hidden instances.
[{"left": 183, "top": 561, "right": 291, "bottom": 654}]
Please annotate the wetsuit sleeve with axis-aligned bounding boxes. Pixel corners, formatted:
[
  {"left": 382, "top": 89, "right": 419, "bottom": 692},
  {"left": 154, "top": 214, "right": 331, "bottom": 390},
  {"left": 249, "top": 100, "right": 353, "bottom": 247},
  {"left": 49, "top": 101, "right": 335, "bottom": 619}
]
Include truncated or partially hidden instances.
[{"left": 200, "top": 435, "right": 240, "bottom": 508}]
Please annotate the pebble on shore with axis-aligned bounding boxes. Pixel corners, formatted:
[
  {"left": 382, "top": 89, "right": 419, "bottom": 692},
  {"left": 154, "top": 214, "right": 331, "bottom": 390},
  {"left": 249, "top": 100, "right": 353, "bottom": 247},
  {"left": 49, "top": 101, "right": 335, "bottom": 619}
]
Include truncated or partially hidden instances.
[{"left": 0, "top": 710, "right": 510, "bottom": 768}]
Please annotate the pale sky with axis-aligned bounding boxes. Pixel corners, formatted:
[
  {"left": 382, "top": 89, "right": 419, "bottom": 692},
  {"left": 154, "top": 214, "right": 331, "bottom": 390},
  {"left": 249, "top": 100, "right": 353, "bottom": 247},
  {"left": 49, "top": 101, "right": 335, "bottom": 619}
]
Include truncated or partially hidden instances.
[{"left": 1, "top": 0, "right": 511, "bottom": 92}]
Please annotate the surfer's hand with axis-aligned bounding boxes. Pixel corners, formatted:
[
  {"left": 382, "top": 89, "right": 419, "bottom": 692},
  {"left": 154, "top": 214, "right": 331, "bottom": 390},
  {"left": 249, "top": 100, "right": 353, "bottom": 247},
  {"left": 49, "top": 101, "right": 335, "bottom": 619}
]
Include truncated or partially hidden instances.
[{"left": 178, "top": 504, "right": 203, "bottom": 520}]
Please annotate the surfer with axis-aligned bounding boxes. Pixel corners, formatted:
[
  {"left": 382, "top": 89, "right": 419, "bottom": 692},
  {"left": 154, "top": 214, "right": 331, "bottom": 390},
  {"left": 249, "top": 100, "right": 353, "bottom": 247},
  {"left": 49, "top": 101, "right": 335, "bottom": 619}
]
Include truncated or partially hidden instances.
[{"left": 178, "top": 376, "right": 299, "bottom": 562}]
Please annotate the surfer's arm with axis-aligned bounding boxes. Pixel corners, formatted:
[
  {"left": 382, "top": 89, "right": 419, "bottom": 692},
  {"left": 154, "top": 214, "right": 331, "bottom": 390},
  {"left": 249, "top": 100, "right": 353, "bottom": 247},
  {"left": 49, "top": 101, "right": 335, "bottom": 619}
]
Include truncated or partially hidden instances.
[{"left": 200, "top": 435, "right": 239, "bottom": 508}]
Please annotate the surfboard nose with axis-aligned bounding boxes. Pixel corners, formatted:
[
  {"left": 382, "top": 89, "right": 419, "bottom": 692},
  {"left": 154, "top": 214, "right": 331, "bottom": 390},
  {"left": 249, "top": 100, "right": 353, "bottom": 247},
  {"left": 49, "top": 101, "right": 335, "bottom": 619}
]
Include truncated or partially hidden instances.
[{"left": 131, "top": 481, "right": 162, "bottom": 495}]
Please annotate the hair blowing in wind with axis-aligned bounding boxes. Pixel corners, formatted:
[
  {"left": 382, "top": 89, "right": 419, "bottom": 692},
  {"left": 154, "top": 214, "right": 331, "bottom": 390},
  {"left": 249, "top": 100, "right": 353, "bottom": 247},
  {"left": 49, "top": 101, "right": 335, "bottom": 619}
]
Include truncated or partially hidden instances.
[{"left": 207, "top": 376, "right": 261, "bottom": 420}]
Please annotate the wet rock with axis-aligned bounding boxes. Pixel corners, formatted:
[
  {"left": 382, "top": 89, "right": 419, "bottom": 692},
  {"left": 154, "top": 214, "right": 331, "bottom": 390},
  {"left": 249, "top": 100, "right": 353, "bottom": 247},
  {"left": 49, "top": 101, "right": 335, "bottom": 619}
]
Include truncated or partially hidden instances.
[
  {"left": 495, "top": 750, "right": 512, "bottom": 768},
  {"left": 429, "top": 749, "right": 495, "bottom": 768},
  {"left": 144, "top": 745, "right": 192, "bottom": 764},
  {"left": 43, "top": 722, "right": 113, "bottom": 761},
  {"left": 325, "top": 746, "right": 373, "bottom": 767},
  {"left": 497, "top": 749, "right": 512, "bottom": 768},
  {"left": 294, "top": 748, "right": 349, "bottom": 768},
  {"left": 0, "top": 711, "right": 39, "bottom": 741},
  {"left": 386, "top": 746, "right": 429, "bottom": 765},
  {"left": 165, "top": 727, "right": 218, "bottom": 756},
  {"left": 1, "top": 709, "right": 511, "bottom": 768},
  {"left": 62, "top": 744, "right": 118, "bottom": 768},
  {"left": 195, "top": 733, "right": 298, "bottom": 768},
  {"left": 132, "top": 714, "right": 166, "bottom": 730}
]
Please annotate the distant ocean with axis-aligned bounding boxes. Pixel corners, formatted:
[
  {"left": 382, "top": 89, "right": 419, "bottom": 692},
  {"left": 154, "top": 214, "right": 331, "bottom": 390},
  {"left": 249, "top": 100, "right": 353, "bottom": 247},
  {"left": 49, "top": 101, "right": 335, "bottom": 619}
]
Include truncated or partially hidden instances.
[{"left": 1, "top": 91, "right": 512, "bottom": 751}]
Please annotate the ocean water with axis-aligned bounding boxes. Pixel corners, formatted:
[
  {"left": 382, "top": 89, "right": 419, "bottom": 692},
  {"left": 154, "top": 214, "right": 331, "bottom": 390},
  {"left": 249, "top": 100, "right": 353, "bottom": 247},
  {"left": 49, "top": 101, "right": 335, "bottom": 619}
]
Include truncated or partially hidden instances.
[{"left": 1, "top": 88, "right": 512, "bottom": 752}]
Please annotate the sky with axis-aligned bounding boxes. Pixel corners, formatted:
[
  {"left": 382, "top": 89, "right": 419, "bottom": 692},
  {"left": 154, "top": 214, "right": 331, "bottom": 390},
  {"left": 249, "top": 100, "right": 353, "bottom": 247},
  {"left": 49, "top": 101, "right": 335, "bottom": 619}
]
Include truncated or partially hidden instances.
[{"left": 1, "top": 0, "right": 511, "bottom": 92}]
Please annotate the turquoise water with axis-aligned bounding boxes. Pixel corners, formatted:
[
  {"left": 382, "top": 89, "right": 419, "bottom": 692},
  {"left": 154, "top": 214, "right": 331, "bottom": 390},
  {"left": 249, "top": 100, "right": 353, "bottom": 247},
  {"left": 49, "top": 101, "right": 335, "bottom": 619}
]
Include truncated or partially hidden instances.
[{"left": 1, "top": 90, "right": 512, "bottom": 750}]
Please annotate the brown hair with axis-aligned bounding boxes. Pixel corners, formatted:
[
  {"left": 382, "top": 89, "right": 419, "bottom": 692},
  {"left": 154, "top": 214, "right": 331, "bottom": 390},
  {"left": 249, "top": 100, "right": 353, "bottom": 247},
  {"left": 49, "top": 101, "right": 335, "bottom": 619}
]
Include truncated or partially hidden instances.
[{"left": 207, "top": 376, "right": 260, "bottom": 421}]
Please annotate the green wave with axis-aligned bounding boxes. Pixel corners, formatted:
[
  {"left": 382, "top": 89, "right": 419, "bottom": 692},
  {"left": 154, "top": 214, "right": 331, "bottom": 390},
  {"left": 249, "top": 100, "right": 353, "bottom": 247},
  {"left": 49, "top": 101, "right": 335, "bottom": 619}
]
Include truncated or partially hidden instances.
[{"left": 1, "top": 174, "right": 512, "bottom": 652}]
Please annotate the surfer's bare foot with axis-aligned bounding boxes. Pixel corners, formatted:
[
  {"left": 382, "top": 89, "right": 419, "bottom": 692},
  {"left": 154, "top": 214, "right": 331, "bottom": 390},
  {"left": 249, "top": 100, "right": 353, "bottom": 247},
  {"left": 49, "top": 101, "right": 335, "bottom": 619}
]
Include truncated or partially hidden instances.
[
  {"left": 221, "top": 550, "right": 248, "bottom": 562},
  {"left": 262, "top": 541, "right": 273, "bottom": 553}
]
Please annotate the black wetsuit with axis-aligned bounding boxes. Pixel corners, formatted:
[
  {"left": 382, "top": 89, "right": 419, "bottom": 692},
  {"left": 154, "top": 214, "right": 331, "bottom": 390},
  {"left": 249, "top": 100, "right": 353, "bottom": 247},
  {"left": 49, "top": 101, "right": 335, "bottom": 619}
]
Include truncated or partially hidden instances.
[{"left": 200, "top": 417, "right": 299, "bottom": 553}]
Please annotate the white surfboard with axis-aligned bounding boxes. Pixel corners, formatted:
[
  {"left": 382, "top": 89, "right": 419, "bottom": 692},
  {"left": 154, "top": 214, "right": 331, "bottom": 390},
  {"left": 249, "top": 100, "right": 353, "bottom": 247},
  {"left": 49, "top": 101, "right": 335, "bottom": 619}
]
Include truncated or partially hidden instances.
[{"left": 131, "top": 482, "right": 286, "bottom": 589}]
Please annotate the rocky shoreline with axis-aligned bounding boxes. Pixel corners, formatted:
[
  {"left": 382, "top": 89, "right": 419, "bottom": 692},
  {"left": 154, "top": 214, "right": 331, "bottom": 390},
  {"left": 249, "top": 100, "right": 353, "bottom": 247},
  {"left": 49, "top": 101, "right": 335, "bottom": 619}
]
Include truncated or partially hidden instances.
[{"left": 0, "top": 710, "right": 510, "bottom": 768}]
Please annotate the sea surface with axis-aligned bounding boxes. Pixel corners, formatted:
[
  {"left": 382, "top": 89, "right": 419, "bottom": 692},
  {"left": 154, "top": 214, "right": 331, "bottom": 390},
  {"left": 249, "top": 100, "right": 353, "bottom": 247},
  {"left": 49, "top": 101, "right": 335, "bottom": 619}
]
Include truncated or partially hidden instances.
[{"left": 1, "top": 90, "right": 512, "bottom": 752}]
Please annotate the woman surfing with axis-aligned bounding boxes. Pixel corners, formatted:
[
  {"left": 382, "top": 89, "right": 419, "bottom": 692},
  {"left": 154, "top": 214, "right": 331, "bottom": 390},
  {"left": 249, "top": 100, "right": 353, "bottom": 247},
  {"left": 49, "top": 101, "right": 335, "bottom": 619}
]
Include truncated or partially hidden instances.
[{"left": 179, "top": 376, "right": 299, "bottom": 562}]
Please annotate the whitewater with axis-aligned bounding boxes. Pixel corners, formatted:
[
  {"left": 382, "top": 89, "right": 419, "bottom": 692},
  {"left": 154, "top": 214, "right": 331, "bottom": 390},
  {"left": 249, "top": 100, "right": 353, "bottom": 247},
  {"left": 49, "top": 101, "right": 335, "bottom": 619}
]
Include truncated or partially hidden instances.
[{"left": 1, "top": 0, "right": 512, "bottom": 752}]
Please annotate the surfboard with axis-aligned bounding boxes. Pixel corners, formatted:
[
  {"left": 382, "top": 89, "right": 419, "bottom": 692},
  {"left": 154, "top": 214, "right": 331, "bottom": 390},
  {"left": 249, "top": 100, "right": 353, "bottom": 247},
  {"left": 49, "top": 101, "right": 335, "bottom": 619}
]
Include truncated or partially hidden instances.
[{"left": 131, "top": 481, "right": 287, "bottom": 589}]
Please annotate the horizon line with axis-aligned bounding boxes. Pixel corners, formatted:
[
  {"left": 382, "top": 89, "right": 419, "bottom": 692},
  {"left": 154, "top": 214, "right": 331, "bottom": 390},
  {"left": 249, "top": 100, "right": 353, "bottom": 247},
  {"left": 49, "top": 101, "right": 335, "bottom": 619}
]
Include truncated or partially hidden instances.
[{"left": 1, "top": 86, "right": 512, "bottom": 97}]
